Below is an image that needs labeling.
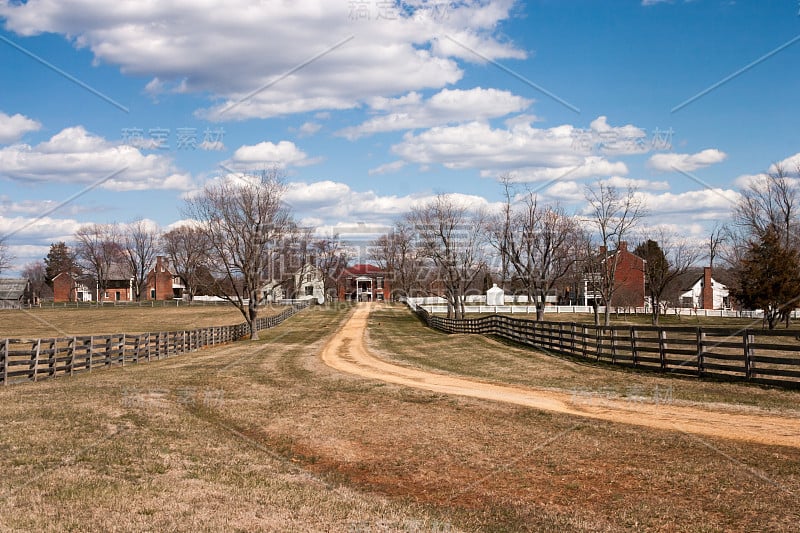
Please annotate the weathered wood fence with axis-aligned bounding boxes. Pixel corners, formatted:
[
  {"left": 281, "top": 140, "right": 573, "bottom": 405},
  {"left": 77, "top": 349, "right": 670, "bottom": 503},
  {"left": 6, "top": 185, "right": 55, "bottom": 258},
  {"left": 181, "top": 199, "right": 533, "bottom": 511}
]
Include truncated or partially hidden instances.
[
  {"left": 415, "top": 307, "right": 800, "bottom": 389},
  {"left": 0, "top": 302, "right": 309, "bottom": 386}
]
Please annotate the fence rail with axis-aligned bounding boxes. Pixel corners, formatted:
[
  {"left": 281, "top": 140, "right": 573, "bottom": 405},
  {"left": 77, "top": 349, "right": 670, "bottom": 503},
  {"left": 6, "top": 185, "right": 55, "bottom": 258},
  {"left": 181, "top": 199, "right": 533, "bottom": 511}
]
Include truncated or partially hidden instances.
[
  {"left": 414, "top": 306, "right": 800, "bottom": 389},
  {"left": 0, "top": 302, "right": 310, "bottom": 386}
]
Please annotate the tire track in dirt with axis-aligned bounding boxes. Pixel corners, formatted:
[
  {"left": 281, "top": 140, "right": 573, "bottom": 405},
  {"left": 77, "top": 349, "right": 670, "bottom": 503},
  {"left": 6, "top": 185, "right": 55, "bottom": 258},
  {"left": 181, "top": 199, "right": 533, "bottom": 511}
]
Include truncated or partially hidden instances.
[{"left": 321, "top": 304, "right": 800, "bottom": 449}]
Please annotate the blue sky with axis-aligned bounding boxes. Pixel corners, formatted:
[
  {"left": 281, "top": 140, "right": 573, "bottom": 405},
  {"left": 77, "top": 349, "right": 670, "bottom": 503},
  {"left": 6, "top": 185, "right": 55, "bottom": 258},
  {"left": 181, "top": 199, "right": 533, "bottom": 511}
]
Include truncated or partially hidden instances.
[{"left": 1, "top": 0, "right": 799, "bottom": 274}]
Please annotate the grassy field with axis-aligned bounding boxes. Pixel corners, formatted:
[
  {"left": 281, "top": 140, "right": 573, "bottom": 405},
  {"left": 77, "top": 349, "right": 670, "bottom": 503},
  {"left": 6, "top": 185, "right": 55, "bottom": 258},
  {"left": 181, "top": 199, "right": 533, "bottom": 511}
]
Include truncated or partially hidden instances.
[
  {"left": 0, "top": 304, "right": 273, "bottom": 338},
  {"left": 0, "top": 303, "right": 798, "bottom": 531}
]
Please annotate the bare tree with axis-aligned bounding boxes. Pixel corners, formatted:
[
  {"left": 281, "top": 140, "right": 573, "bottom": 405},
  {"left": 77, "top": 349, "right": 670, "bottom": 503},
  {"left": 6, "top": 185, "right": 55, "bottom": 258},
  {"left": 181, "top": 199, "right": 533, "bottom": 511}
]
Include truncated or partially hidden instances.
[
  {"left": 21, "top": 261, "right": 50, "bottom": 299},
  {"left": 185, "top": 169, "right": 291, "bottom": 340},
  {"left": 708, "top": 223, "right": 726, "bottom": 270},
  {"left": 409, "top": 194, "right": 486, "bottom": 319},
  {"left": 162, "top": 225, "right": 210, "bottom": 302},
  {"left": 634, "top": 231, "right": 699, "bottom": 325},
  {"left": 733, "top": 164, "right": 799, "bottom": 250},
  {"left": 122, "top": 219, "right": 160, "bottom": 301},
  {"left": 312, "top": 234, "right": 349, "bottom": 300},
  {"left": 370, "top": 221, "right": 422, "bottom": 300},
  {"left": 584, "top": 182, "right": 647, "bottom": 326},
  {"left": 74, "top": 223, "right": 122, "bottom": 301},
  {"left": 489, "top": 187, "right": 582, "bottom": 321},
  {"left": 0, "top": 236, "right": 12, "bottom": 275}
]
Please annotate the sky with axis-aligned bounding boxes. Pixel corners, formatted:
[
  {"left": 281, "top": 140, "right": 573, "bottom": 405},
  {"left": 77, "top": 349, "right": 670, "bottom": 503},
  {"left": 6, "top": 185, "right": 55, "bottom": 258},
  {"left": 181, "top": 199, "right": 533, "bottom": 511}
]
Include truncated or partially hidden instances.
[{"left": 1, "top": 0, "right": 799, "bottom": 275}]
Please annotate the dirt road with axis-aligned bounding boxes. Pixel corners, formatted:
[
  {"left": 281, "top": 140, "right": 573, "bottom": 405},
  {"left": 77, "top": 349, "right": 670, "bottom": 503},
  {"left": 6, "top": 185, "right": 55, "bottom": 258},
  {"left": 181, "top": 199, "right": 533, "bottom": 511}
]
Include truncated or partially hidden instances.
[{"left": 321, "top": 304, "right": 800, "bottom": 448}]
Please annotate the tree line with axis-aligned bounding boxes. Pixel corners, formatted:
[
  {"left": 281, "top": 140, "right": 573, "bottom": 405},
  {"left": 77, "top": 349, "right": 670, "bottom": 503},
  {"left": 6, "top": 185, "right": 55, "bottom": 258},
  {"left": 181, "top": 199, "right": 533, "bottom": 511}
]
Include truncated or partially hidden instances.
[
  {"left": 23, "top": 169, "right": 347, "bottom": 339},
  {"left": 371, "top": 164, "right": 800, "bottom": 329},
  {"left": 4, "top": 163, "right": 799, "bottom": 330}
]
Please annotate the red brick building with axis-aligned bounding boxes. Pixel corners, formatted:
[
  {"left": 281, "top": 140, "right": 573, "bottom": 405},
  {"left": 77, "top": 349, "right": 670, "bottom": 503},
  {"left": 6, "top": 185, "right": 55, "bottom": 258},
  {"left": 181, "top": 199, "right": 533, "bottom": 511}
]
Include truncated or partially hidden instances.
[
  {"left": 582, "top": 242, "right": 646, "bottom": 307},
  {"left": 145, "top": 256, "right": 185, "bottom": 300},
  {"left": 52, "top": 272, "right": 93, "bottom": 302},
  {"left": 337, "top": 264, "right": 391, "bottom": 302}
]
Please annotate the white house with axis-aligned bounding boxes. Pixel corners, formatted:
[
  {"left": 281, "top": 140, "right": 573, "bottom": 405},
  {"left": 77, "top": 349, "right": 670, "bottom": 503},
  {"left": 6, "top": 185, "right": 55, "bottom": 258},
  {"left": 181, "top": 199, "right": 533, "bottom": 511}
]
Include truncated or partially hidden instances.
[
  {"left": 680, "top": 267, "right": 730, "bottom": 310},
  {"left": 294, "top": 263, "right": 325, "bottom": 303}
]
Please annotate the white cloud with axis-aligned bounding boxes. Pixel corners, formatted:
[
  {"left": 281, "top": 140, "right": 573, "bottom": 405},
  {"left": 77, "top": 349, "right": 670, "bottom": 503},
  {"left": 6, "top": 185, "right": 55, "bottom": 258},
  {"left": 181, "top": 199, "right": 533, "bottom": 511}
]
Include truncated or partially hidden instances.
[
  {"left": 0, "top": 126, "right": 193, "bottom": 191},
  {"left": 0, "top": 111, "right": 41, "bottom": 144},
  {"left": 285, "top": 180, "right": 501, "bottom": 224},
  {"left": 297, "top": 122, "right": 322, "bottom": 137},
  {"left": 226, "top": 140, "right": 320, "bottom": 169},
  {"left": 338, "top": 87, "right": 531, "bottom": 139},
  {"left": 0, "top": 1, "right": 524, "bottom": 121},
  {"left": 769, "top": 152, "right": 800, "bottom": 175},
  {"left": 635, "top": 188, "right": 740, "bottom": 218},
  {"left": 392, "top": 117, "right": 651, "bottom": 181},
  {"left": 492, "top": 157, "right": 629, "bottom": 183},
  {"left": 368, "top": 160, "right": 406, "bottom": 176},
  {"left": 647, "top": 149, "right": 727, "bottom": 172}
]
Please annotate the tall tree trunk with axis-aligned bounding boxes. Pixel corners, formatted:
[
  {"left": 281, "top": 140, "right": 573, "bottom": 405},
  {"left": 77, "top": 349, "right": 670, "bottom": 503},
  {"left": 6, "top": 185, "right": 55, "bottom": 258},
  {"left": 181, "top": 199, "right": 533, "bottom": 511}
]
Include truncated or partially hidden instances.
[{"left": 248, "top": 296, "right": 259, "bottom": 340}]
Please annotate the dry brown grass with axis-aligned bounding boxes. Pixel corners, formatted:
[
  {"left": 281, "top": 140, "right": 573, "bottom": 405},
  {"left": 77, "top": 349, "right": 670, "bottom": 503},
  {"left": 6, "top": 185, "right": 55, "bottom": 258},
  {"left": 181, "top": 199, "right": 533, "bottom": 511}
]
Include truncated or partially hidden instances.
[
  {"left": 0, "top": 303, "right": 798, "bottom": 532},
  {"left": 0, "top": 304, "right": 283, "bottom": 338}
]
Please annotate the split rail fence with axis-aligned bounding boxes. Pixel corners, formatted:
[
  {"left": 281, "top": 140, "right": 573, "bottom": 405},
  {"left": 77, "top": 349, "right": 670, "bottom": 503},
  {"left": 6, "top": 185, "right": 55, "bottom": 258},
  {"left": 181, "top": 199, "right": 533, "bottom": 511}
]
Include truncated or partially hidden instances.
[
  {"left": 1, "top": 302, "right": 309, "bottom": 386},
  {"left": 415, "top": 307, "right": 800, "bottom": 389}
]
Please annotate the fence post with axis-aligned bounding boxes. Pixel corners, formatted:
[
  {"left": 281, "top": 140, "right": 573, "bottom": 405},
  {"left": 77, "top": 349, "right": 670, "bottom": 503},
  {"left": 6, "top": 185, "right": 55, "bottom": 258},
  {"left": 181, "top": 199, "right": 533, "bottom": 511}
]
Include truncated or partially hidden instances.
[
  {"left": 570, "top": 323, "right": 576, "bottom": 352},
  {"left": 2, "top": 338, "right": 7, "bottom": 385},
  {"left": 581, "top": 325, "right": 588, "bottom": 358},
  {"left": 744, "top": 330, "right": 755, "bottom": 379},
  {"left": 69, "top": 337, "right": 76, "bottom": 377},
  {"left": 105, "top": 337, "right": 112, "bottom": 367},
  {"left": 658, "top": 329, "right": 667, "bottom": 371},
  {"left": 121, "top": 334, "right": 126, "bottom": 367},
  {"left": 49, "top": 340, "right": 57, "bottom": 377},
  {"left": 610, "top": 328, "right": 617, "bottom": 364},
  {"left": 630, "top": 327, "right": 638, "bottom": 367},
  {"left": 31, "top": 339, "right": 41, "bottom": 382},
  {"left": 89, "top": 335, "right": 94, "bottom": 372},
  {"left": 696, "top": 327, "right": 705, "bottom": 376}
]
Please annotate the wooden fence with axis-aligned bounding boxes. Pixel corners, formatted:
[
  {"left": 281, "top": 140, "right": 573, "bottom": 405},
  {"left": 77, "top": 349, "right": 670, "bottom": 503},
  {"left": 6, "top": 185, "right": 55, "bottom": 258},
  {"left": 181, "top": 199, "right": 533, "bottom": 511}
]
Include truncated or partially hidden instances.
[
  {"left": 0, "top": 302, "right": 309, "bottom": 386},
  {"left": 415, "top": 306, "right": 800, "bottom": 389}
]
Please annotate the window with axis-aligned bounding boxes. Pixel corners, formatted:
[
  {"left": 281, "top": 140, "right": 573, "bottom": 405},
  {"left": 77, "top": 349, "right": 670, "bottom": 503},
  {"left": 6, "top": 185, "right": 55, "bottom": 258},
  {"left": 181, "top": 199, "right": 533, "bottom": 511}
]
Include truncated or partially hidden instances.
[
  {"left": 151, "top": 288, "right": 156, "bottom": 299},
  {"left": 305, "top": 286, "right": 314, "bottom": 296},
  {"left": 115, "top": 291, "right": 121, "bottom": 301},
  {"left": 377, "top": 277, "right": 384, "bottom": 289}
]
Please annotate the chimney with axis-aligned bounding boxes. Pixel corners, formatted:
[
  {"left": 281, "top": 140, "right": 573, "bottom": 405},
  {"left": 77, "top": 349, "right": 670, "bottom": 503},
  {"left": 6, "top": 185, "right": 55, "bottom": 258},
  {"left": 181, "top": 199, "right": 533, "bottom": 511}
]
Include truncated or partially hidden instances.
[
  {"left": 156, "top": 256, "right": 164, "bottom": 272},
  {"left": 619, "top": 241, "right": 627, "bottom": 252},
  {"left": 599, "top": 245, "right": 607, "bottom": 255},
  {"left": 701, "top": 266, "right": 713, "bottom": 310}
]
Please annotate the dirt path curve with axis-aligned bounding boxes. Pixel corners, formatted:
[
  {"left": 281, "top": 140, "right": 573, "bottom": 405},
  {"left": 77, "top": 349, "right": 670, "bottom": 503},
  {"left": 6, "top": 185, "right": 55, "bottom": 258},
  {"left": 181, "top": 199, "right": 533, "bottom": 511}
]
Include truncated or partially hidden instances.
[{"left": 321, "top": 304, "right": 800, "bottom": 448}]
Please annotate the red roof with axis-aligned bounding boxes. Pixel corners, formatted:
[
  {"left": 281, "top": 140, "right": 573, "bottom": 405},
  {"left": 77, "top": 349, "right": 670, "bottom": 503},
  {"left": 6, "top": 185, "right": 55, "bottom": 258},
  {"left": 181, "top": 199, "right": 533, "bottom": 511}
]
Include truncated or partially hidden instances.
[{"left": 345, "top": 264, "right": 385, "bottom": 276}]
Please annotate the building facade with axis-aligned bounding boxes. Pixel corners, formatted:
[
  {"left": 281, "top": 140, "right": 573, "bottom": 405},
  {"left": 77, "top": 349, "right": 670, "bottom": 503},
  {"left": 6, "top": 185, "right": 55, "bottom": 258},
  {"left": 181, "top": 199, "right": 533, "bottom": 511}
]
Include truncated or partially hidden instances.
[
  {"left": 680, "top": 267, "right": 730, "bottom": 310},
  {"left": 145, "top": 256, "right": 185, "bottom": 300},
  {"left": 582, "top": 242, "right": 646, "bottom": 308},
  {"left": 337, "top": 264, "right": 390, "bottom": 302}
]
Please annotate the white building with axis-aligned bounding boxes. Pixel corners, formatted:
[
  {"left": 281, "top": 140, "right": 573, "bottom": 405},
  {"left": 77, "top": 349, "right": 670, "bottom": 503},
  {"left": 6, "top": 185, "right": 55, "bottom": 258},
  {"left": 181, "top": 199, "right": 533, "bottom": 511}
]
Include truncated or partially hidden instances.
[{"left": 680, "top": 267, "right": 730, "bottom": 310}]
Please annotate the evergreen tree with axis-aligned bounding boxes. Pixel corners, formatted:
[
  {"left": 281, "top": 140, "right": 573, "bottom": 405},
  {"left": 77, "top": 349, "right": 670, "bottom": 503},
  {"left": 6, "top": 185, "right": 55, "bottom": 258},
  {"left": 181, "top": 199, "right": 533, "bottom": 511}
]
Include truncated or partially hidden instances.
[
  {"left": 43, "top": 242, "right": 80, "bottom": 285},
  {"left": 731, "top": 225, "right": 800, "bottom": 329}
]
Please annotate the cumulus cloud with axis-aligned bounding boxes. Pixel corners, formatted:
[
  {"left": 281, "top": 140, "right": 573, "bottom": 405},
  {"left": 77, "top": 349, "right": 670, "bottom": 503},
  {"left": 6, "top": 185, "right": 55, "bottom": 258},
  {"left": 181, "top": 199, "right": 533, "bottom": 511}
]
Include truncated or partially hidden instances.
[
  {"left": 0, "top": 1, "right": 524, "bottom": 121},
  {"left": 392, "top": 116, "right": 654, "bottom": 181},
  {"left": 338, "top": 87, "right": 531, "bottom": 139},
  {"left": 648, "top": 149, "right": 727, "bottom": 172},
  {"left": 284, "top": 180, "right": 501, "bottom": 224},
  {"left": 0, "top": 111, "right": 41, "bottom": 144},
  {"left": 0, "top": 126, "right": 193, "bottom": 191},
  {"left": 225, "top": 140, "right": 321, "bottom": 169}
]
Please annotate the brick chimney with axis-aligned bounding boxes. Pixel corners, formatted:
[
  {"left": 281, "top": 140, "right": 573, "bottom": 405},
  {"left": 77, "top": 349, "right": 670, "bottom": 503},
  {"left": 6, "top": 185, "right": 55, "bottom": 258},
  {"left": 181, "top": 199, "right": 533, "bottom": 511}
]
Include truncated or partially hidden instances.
[
  {"left": 619, "top": 241, "right": 627, "bottom": 252},
  {"left": 701, "top": 266, "right": 713, "bottom": 310},
  {"left": 599, "top": 245, "right": 607, "bottom": 255}
]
